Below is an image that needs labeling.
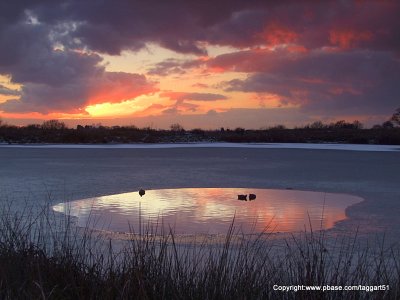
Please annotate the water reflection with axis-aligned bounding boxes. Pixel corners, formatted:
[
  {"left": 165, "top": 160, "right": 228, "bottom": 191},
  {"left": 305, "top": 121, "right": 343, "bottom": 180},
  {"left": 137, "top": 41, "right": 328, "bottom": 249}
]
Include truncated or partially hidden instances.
[{"left": 53, "top": 188, "right": 362, "bottom": 234}]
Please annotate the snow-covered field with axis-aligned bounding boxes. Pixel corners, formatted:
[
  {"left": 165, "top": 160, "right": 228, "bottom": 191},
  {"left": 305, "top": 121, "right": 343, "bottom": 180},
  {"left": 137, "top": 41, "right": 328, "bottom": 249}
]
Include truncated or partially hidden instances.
[{"left": 0, "top": 143, "right": 399, "bottom": 242}]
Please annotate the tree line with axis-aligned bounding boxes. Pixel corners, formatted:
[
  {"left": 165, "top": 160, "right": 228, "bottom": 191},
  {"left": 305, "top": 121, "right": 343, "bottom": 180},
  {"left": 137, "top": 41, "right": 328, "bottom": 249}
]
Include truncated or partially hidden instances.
[{"left": 0, "top": 109, "right": 399, "bottom": 145}]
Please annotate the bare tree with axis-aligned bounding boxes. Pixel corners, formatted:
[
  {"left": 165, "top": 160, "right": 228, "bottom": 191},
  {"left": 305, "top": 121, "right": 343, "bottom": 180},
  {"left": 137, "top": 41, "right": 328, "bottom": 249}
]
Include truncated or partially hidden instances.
[
  {"left": 352, "top": 120, "right": 363, "bottom": 129},
  {"left": 170, "top": 123, "right": 184, "bottom": 132},
  {"left": 382, "top": 120, "right": 394, "bottom": 128},
  {"left": 391, "top": 108, "right": 400, "bottom": 126},
  {"left": 41, "top": 120, "right": 66, "bottom": 130},
  {"left": 308, "top": 121, "right": 326, "bottom": 129}
]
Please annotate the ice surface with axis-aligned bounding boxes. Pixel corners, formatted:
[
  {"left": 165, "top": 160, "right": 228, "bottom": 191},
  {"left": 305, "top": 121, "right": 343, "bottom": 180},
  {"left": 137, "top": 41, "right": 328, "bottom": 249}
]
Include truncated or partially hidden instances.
[{"left": 1, "top": 142, "right": 399, "bottom": 152}]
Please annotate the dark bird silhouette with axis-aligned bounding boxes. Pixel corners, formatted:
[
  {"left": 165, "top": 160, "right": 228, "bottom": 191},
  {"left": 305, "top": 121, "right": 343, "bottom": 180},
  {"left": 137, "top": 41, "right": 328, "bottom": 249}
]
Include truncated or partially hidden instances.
[
  {"left": 139, "top": 189, "right": 145, "bottom": 197},
  {"left": 238, "top": 194, "right": 247, "bottom": 201},
  {"left": 249, "top": 194, "right": 256, "bottom": 201}
]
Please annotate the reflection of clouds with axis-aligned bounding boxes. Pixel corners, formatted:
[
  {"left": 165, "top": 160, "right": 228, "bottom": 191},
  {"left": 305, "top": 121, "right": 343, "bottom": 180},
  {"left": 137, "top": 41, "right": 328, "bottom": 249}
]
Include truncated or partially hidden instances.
[{"left": 53, "top": 189, "right": 362, "bottom": 234}]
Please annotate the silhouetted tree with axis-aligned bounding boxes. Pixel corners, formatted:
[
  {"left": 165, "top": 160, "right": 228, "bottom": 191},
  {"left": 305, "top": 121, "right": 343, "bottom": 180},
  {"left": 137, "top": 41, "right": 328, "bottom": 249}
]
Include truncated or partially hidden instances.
[
  {"left": 332, "top": 120, "right": 347, "bottom": 129},
  {"left": 382, "top": 120, "right": 394, "bottom": 129},
  {"left": 308, "top": 121, "right": 326, "bottom": 129},
  {"left": 352, "top": 120, "right": 363, "bottom": 129},
  {"left": 391, "top": 108, "right": 400, "bottom": 126},
  {"left": 269, "top": 124, "right": 286, "bottom": 130},
  {"left": 170, "top": 123, "right": 184, "bottom": 132},
  {"left": 42, "top": 120, "right": 66, "bottom": 130},
  {"left": 330, "top": 120, "right": 362, "bottom": 129},
  {"left": 191, "top": 128, "right": 205, "bottom": 135},
  {"left": 234, "top": 127, "right": 245, "bottom": 134},
  {"left": 26, "top": 124, "right": 41, "bottom": 129}
]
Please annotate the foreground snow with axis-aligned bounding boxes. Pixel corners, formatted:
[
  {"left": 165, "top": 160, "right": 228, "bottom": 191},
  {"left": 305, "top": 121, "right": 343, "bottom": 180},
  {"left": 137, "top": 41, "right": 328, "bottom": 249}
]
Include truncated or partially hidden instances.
[{"left": 1, "top": 142, "right": 399, "bottom": 152}]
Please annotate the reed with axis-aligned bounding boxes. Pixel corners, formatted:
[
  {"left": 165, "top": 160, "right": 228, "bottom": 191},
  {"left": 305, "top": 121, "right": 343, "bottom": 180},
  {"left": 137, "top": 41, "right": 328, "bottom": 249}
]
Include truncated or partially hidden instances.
[{"left": 0, "top": 202, "right": 398, "bottom": 299}]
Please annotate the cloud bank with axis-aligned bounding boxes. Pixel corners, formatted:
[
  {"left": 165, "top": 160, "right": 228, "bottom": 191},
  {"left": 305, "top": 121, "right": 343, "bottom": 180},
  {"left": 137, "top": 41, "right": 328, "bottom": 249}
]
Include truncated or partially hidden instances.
[{"left": 0, "top": 0, "right": 399, "bottom": 122}]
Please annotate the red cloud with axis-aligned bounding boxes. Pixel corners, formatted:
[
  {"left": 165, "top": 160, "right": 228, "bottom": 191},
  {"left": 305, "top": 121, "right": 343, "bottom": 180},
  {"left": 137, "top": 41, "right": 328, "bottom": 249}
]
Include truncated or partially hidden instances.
[
  {"left": 260, "top": 23, "right": 298, "bottom": 46},
  {"left": 206, "top": 48, "right": 305, "bottom": 74},
  {"left": 87, "top": 72, "right": 157, "bottom": 105},
  {"left": 330, "top": 29, "right": 373, "bottom": 49}
]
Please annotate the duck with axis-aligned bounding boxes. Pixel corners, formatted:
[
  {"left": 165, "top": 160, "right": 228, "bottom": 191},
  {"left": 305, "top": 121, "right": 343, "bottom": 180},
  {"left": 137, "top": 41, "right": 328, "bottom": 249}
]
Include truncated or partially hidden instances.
[{"left": 238, "top": 194, "right": 247, "bottom": 201}]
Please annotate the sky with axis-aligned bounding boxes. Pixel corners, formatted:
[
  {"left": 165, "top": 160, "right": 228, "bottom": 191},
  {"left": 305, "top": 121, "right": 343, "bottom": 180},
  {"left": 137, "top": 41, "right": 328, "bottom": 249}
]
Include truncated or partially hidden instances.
[{"left": 0, "top": 0, "right": 399, "bottom": 129}]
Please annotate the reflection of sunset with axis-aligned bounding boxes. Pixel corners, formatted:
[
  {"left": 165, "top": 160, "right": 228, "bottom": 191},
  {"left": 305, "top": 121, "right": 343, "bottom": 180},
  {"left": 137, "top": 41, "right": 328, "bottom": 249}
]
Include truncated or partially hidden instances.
[{"left": 53, "top": 188, "right": 362, "bottom": 235}]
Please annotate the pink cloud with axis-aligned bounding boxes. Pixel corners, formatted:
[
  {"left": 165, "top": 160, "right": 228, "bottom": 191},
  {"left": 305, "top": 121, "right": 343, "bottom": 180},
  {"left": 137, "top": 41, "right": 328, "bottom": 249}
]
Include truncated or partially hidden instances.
[{"left": 329, "top": 29, "right": 373, "bottom": 49}]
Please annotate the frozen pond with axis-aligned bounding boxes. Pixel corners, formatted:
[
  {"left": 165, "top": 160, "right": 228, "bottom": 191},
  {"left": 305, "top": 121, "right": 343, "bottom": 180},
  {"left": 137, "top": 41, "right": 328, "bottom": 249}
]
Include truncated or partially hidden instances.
[
  {"left": 1, "top": 142, "right": 399, "bottom": 151},
  {"left": 53, "top": 188, "right": 362, "bottom": 235},
  {"left": 1, "top": 146, "right": 398, "bottom": 241}
]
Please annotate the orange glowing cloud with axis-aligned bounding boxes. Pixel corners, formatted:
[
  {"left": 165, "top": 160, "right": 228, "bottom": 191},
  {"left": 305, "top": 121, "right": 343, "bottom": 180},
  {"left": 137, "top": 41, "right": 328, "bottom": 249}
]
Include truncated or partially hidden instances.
[
  {"left": 160, "top": 92, "right": 227, "bottom": 102},
  {"left": 85, "top": 93, "right": 167, "bottom": 118},
  {"left": 87, "top": 72, "right": 157, "bottom": 105},
  {"left": 138, "top": 103, "right": 166, "bottom": 116},
  {"left": 0, "top": 111, "right": 88, "bottom": 122},
  {"left": 207, "top": 66, "right": 226, "bottom": 73}
]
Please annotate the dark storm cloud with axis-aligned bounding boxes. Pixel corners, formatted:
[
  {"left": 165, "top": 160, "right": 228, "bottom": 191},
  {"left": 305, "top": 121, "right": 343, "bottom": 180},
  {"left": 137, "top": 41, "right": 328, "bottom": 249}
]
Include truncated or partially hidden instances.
[
  {"left": 1, "top": 72, "right": 156, "bottom": 114},
  {"left": 33, "top": 0, "right": 251, "bottom": 55},
  {"left": 0, "top": 0, "right": 53, "bottom": 23},
  {"left": 2, "top": 1, "right": 400, "bottom": 58},
  {"left": 46, "top": 1, "right": 400, "bottom": 54},
  {"left": 0, "top": 22, "right": 103, "bottom": 86},
  {"left": 1, "top": 82, "right": 90, "bottom": 113},
  {"left": 225, "top": 50, "right": 400, "bottom": 115},
  {"left": 0, "top": 8, "right": 156, "bottom": 113},
  {"left": 44, "top": 0, "right": 399, "bottom": 55}
]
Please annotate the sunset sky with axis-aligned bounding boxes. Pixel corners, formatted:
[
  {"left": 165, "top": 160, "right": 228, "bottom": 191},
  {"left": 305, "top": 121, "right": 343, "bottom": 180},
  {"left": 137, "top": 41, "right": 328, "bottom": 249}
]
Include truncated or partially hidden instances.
[{"left": 0, "top": 0, "right": 399, "bottom": 129}]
